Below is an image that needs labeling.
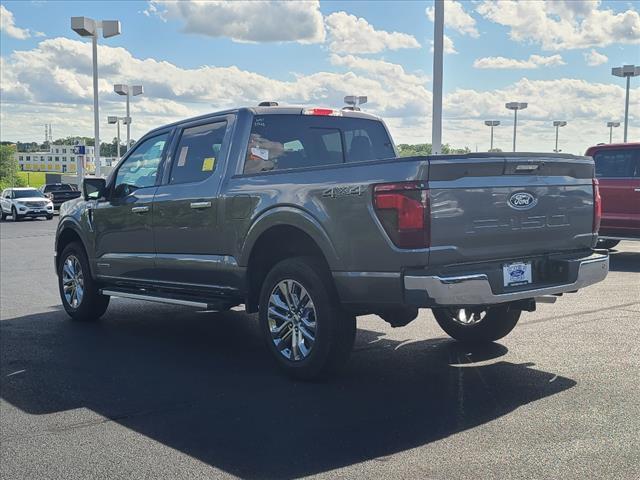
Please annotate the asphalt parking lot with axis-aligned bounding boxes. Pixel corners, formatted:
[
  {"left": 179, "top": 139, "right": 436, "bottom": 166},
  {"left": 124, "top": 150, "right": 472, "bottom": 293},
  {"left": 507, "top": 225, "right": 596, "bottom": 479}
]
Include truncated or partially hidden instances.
[{"left": 1, "top": 217, "right": 639, "bottom": 480}]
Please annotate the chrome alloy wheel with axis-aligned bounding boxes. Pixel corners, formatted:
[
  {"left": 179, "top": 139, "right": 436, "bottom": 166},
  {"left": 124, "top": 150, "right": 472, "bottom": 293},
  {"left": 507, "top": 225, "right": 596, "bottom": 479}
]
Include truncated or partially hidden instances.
[
  {"left": 268, "top": 279, "right": 317, "bottom": 361},
  {"left": 62, "top": 255, "right": 84, "bottom": 308},
  {"left": 448, "top": 308, "right": 488, "bottom": 326}
]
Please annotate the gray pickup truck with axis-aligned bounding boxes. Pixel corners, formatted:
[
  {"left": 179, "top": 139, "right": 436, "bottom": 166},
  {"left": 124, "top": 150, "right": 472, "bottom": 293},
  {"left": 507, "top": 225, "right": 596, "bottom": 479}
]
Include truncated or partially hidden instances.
[{"left": 55, "top": 105, "right": 609, "bottom": 378}]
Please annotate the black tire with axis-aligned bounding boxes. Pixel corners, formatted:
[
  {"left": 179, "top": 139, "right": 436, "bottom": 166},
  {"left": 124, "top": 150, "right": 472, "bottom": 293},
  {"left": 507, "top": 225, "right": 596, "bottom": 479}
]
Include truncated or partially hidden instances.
[
  {"left": 258, "top": 256, "right": 356, "bottom": 380},
  {"left": 0, "top": 209, "right": 6, "bottom": 221},
  {"left": 46, "top": 215, "right": 54, "bottom": 220},
  {"left": 432, "top": 305, "right": 521, "bottom": 343},
  {"left": 58, "top": 241, "right": 110, "bottom": 321},
  {"left": 597, "top": 239, "right": 619, "bottom": 250},
  {"left": 11, "top": 207, "right": 21, "bottom": 222}
]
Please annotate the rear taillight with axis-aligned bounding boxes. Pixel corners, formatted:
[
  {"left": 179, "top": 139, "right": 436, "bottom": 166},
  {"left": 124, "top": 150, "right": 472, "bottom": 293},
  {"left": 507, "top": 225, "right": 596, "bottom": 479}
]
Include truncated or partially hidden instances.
[
  {"left": 373, "top": 181, "right": 430, "bottom": 249},
  {"left": 593, "top": 178, "right": 601, "bottom": 234}
]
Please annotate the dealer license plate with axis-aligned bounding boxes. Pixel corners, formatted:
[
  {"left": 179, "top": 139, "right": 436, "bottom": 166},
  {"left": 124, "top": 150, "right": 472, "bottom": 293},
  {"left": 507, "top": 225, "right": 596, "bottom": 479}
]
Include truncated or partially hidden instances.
[{"left": 503, "top": 261, "right": 532, "bottom": 287}]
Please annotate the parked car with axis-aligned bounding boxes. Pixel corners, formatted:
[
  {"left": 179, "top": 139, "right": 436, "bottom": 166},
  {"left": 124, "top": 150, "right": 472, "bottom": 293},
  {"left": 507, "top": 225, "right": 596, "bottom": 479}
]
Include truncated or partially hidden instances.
[
  {"left": 585, "top": 142, "right": 640, "bottom": 249},
  {"left": 1, "top": 187, "right": 54, "bottom": 221},
  {"left": 40, "top": 183, "right": 81, "bottom": 209},
  {"left": 55, "top": 105, "right": 609, "bottom": 379}
]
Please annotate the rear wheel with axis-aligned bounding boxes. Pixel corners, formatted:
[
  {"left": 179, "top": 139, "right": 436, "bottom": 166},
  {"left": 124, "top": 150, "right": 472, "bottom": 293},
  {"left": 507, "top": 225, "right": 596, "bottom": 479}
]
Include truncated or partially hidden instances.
[
  {"left": 258, "top": 256, "right": 356, "bottom": 380},
  {"left": 0, "top": 209, "right": 6, "bottom": 221},
  {"left": 58, "top": 242, "right": 110, "bottom": 321},
  {"left": 597, "top": 239, "right": 619, "bottom": 250},
  {"left": 432, "top": 305, "right": 521, "bottom": 343}
]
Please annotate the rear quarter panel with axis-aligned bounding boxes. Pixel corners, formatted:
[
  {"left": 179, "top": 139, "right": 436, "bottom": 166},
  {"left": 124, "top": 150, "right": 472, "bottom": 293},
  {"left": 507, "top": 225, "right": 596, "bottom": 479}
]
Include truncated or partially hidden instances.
[{"left": 223, "top": 158, "right": 430, "bottom": 272}]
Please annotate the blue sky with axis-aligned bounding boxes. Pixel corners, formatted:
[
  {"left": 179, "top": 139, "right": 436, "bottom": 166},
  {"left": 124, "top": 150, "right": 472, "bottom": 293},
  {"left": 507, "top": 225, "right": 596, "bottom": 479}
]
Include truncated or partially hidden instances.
[{"left": 1, "top": 0, "right": 639, "bottom": 153}]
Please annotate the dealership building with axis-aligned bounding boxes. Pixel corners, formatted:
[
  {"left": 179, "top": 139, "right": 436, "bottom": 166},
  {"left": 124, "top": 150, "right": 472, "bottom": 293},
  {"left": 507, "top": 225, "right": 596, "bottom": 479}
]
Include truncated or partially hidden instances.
[{"left": 15, "top": 145, "right": 117, "bottom": 174}]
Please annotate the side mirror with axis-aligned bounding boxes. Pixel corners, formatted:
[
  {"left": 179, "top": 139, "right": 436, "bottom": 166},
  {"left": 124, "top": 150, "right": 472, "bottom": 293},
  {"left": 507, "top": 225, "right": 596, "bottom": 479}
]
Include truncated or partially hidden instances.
[{"left": 82, "top": 177, "right": 106, "bottom": 201}]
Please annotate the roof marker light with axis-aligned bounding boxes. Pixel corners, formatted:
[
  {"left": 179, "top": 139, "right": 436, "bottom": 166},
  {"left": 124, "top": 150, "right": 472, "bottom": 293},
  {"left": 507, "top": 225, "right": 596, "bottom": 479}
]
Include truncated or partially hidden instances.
[{"left": 302, "top": 108, "right": 342, "bottom": 116}]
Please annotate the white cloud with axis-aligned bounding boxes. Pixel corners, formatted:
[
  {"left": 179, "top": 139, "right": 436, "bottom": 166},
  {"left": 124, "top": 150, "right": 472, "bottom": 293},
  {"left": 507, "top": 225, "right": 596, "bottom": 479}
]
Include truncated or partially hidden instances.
[
  {"left": 426, "top": 1, "right": 479, "bottom": 37},
  {"left": 584, "top": 49, "right": 608, "bottom": 66},
  {"left": 473, "top": 54, "right": 566, "bottom": 69},
  {"left": 325, "top": 11, "right": 420, "bottom": 54},
  {"left": 145, "top": 0, "right": 325, "bottom": 44},
  {"left": 1, "top": 37, "right": 637, "bottom": 154},
  {"left": 0, "top": 4, "right": 33, "bottom": 39},
  {"left": 476, "top": 0, "right": 640, "bottom": 50},
  {"left": 430, "top": 34, "right": 458, "bottom": 55}
]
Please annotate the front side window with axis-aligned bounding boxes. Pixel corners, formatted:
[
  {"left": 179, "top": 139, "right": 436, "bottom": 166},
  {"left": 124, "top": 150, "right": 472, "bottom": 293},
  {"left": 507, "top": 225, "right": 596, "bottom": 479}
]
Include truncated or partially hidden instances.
[
  {"left": 170, "top": 121, "right": 227, "bottom": 184},
  {"left": 243, "top": 115, "right": 395, "bottom": 174},
  {"left": 594, "top": 149, "right": 638, "bottom": 178},
  {"left": 113, "top": 133, "right": 169, "bottom": 195}
]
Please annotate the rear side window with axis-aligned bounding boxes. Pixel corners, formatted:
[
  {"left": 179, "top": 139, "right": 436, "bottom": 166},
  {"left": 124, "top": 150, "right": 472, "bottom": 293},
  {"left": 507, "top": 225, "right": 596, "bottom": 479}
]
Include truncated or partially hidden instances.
[
  {"left": 594, "top": 149, "right": 640, "bottom": 178},
  {"left": 171, "top": 121, "right": 227, "bottom": 184},
  {"left": 244, "top": 115, "right": 395, "bottom": 174}
]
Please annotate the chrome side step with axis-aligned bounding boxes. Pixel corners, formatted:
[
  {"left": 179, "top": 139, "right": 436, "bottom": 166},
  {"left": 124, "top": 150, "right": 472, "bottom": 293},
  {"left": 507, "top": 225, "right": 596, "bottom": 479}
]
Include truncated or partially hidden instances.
[{"left": 101, "top": 289, "right": 209, "bottom": 309}]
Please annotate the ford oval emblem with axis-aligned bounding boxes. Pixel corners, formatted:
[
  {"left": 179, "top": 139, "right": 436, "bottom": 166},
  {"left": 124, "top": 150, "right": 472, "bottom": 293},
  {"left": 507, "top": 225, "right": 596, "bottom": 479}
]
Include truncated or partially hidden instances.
[{"left": 508, "top": 191, "right": 537, "bottom": 210}]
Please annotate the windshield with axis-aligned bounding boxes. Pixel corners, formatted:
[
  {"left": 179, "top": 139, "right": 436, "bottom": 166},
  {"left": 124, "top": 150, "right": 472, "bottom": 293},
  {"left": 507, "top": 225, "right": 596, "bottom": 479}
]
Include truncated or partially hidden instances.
[{"left": 13, "top": 189, "right": 44, "bottom": 199}]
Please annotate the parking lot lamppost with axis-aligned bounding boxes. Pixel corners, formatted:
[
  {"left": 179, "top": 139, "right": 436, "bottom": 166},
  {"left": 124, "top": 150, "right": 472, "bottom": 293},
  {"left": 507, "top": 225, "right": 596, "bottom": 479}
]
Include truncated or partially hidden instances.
[
  {"left": 431, "top": 0, "right": 444, "bottom": 154},
  {"left": 107, "top": 116, "right": 130, "bottom": 159},
  {"left": 71, "top": 17, "right": 121, "bottom": 177},
  {"left": 612, "top": 65, "right": 639, "bottom": 143},
  {"left": 607, "top": 121, "right": 620, "bottom": 143},
  {"left": 114, "top": 84, "right": 143, "bottom": 149},
  {"left": 553, "top": 121, "right": 567, "bottom": 153},
  {"left": 484, "top": 120, "right": 500, "bottom": 151},
  {"left": 505, "top": 102, "right": 527, "bottom": 152}
]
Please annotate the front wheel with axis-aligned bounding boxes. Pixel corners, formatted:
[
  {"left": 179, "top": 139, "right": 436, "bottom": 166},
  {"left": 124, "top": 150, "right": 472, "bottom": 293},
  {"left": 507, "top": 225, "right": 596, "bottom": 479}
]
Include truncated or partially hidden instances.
[
  {"left": 432, "top": 305, "right": 521, "bottom": 343},
  {"left": 258, "top": 256, "right": 356, "bottom": 380},
  {"left": 58, "top": 242, "right": 110, "bottom": 321},
  {"left": 11, "top": 207, "right": 21, "bottom": 222}
]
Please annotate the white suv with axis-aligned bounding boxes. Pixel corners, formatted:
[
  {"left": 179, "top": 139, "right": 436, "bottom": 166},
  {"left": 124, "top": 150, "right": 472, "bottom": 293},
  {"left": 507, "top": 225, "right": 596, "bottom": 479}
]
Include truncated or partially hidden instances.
[{"left": 0, "top": 187, "right": 54, "bottom": 221}]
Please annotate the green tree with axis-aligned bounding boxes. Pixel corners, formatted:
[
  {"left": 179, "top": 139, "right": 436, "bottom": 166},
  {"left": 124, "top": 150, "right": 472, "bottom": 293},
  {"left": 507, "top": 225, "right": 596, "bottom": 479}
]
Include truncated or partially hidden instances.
[
  {"left": 397, "top": 143, "right": 471, "bottom": 157},
  {"left": 0, "top": 144, "right": 27, "bottom": 189}
]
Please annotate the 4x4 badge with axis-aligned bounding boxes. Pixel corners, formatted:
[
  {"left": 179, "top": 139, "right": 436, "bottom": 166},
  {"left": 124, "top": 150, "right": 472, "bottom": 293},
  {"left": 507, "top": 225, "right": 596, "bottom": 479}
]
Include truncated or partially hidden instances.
[{"left": 322, "top": 185, "right": 363, "bottom": 198}]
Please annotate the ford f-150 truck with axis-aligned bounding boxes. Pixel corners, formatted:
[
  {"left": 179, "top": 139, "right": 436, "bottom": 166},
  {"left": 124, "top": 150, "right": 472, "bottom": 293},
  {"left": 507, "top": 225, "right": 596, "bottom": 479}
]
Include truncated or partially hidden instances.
[
  {"left": 55, "top": 105, "right": 609, "bottom": 379},
  {"left": 585, "top": 142, "right": 640, "bottom": 249}
]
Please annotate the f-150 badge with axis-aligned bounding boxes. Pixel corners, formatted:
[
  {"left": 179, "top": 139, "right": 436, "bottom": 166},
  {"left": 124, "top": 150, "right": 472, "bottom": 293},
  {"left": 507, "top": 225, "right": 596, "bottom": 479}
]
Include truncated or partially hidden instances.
[{"left": 322, "top": 185, "right": 364, "bottom": 198}]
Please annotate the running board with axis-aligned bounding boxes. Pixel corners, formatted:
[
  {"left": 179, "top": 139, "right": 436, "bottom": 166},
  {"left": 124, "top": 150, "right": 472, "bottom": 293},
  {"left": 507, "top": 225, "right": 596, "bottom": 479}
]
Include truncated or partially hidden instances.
[{"left": 101, "top": 289, "right": 211, "bottom": 309}]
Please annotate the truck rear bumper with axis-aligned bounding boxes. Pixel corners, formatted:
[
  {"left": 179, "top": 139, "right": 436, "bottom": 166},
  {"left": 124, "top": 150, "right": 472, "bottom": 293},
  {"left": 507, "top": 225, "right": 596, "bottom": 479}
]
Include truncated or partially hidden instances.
[{"left": 404, "top": 252, "right": 609, "bottom": 307}]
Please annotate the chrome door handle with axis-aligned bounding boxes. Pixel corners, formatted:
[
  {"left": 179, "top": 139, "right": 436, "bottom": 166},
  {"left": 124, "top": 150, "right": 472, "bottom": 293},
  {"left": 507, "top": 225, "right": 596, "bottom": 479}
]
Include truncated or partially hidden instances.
[
  {"left": 131, "top": 206, "right": 150, "bottom": 214},
  {"left": 190, "top": 201, "right": 212, "bottom": 209}
]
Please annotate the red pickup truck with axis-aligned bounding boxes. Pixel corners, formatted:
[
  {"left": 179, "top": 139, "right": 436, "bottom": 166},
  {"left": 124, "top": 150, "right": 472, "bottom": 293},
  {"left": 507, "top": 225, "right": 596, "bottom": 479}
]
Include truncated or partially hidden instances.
[{"left": 585, "top": 142, "right": 640, "bottom": 248}]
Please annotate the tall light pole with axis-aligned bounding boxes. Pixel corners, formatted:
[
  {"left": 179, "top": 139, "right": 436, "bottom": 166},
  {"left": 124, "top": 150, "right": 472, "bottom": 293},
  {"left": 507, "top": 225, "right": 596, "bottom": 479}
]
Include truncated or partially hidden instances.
[
  {"left": 431, "top": 0, "right": 444, "bottom": 154},
  {"left": 505, "top": 102, "right": 528, "bottom": 152},
  {"left": 484, "top": 120, "right": 500, "bottom": 151},
  {"left": 107, "top": 116, "right": 130, "bottom": 159},
  {"left": 607, "top": 121, "right": 620, "bottom": 143},
  {"left": 553, "top": 121, "right": 567, "bottom": 152},
  {"left": 612, "top": 65, "right": 639, "bottom": 143},
  {"left": 114, "top": 84, "right": 143, "bottom": 148},
  {"left": 71, "top": 17, "right": 121, "bottom": 177}
]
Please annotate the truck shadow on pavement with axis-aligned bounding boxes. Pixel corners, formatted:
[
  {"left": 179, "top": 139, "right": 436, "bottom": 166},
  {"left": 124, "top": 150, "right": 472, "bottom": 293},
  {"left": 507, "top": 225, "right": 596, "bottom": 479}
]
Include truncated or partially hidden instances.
[
  {"left": 1, "top": 303, "right": 576, "bottom": 479},
  {"left": 608, "top": 250, "right": 640, "bottom": 273}
]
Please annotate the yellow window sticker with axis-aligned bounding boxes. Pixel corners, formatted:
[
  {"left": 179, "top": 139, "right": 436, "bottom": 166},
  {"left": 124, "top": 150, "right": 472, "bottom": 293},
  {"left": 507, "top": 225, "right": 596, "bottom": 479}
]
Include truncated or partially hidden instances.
[{"left": 202, "top": 157, "right": 216, "bottom": 171}]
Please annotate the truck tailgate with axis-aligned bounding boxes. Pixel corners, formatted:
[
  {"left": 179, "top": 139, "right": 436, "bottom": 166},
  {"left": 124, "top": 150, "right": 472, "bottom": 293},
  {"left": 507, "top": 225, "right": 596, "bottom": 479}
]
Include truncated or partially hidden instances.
[{"left": 428, "top": 154, "right": 595, "bottom": 265}]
